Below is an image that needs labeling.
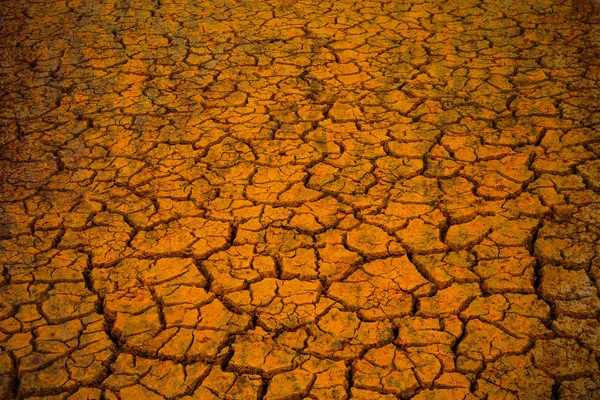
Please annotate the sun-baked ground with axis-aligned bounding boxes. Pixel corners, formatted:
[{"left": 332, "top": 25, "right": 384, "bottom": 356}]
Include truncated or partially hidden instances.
[{"left": 1, "top": 0, "right": 600, "bottom": 399}]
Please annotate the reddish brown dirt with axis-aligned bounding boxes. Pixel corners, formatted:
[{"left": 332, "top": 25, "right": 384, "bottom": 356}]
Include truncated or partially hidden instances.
[{"left": 1, "top": 0, "right": 600, "bottom": 399}]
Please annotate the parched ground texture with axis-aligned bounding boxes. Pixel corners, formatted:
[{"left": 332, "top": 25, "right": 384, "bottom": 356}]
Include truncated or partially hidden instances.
[{"left": 1, "top": 0, "right": 600, "bottom": 398}]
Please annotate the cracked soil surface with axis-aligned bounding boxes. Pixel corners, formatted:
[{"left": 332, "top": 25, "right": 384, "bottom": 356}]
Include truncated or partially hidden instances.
[{"left": 1, "top": 0, "right": 600, "bottom": 398}]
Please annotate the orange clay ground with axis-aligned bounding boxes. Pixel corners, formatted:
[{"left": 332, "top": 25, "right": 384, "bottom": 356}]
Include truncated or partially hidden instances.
[{"left": 1, "top": 0, "right": 600, "bottom": 399}]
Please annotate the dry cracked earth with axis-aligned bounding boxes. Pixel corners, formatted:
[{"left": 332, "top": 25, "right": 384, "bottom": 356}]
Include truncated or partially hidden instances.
[{"left": 1, "top": 0, "right": 600, "bottom": 399}]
